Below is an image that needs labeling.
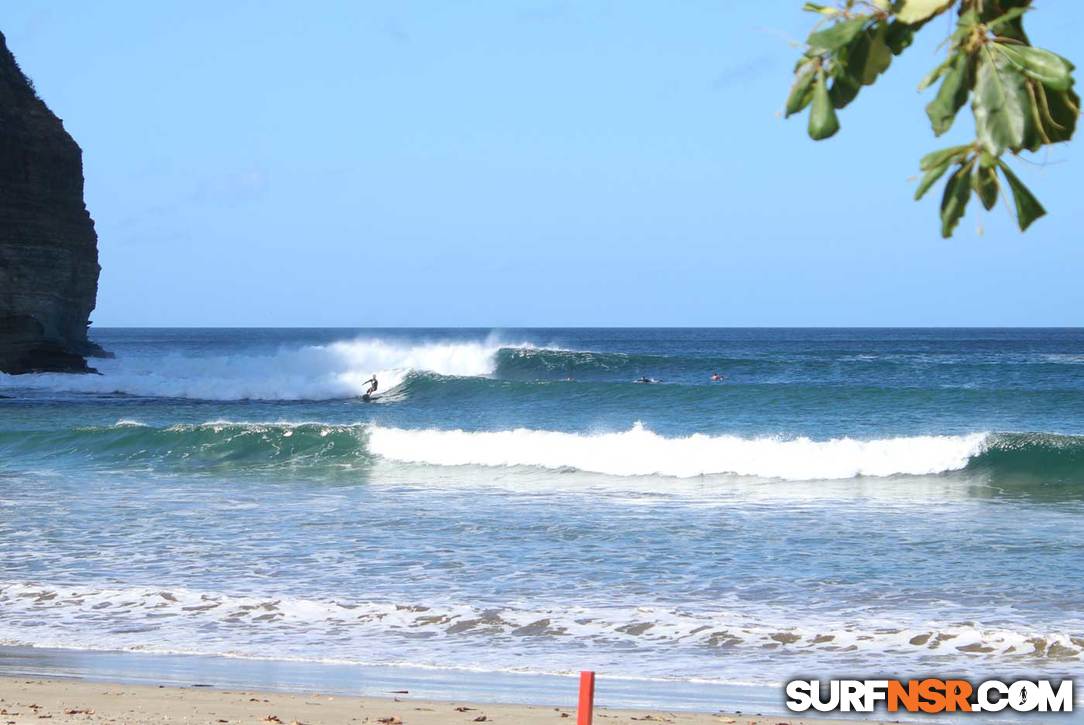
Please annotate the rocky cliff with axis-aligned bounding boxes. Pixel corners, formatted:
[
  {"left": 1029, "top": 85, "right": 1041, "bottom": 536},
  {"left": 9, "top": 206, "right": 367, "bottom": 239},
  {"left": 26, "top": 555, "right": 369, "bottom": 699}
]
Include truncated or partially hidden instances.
[{"left": 0, "top": 30, "right": 102, "bottom": 374}]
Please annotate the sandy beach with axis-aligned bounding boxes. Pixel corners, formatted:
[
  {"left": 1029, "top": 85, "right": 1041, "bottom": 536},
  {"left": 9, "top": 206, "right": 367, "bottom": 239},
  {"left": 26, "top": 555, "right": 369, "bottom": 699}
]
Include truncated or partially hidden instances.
[{"left": 0, "top": 677, "right": 877, "bottom": 725}]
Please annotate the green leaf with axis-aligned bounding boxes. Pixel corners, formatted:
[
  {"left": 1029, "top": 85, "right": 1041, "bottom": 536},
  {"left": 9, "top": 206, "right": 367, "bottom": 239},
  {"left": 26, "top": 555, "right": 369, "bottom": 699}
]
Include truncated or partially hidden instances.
[
  {"left": 807, "top": 17, "right": 868, "bottom": 53},
  {"left": 985, "top": 1, "right": 1030, "bottom": 43},
  {"left": 825, "top": 28, "right": 878, "bottom": 109},
  {"left": 920, "top": 144, "right": 972, "bottom": 171},
  {"left": 940, "top": 164, "right": 972, "bottom": 238},
  {"left": 842, "top": 30, "right": 871, "bottom": 79},
  {"left": 895, "top": 0, "right": 955, "bottom": 26},
  {"left": 996, "top": 44, "right": 1075, "bottom": 92},
  {"left": 926, "top": 53, "right": 971, "bottom": 136},
  {"left": 987, "top": 7, "right": 1030, "bottom": 32},
  {"left": 973, "top": 47, "right": 1032, "bottom": 154},
  {"left": 884, "top": 20, "right": 916, "bottom": 55},
  {"left": 918, "top": 56, "right": 954, "bottom": 92},
  {"left": 857, "top": 24, "right": 893, "bottom": 85},
  {"left": 972, "top": 165, "right": 1000, "bottom": 210},
  {"left": 803, "top": 2, "right": 840, "bottom": 16},
  {"left": 914, "top": 161, "right": 952, "bottom": 201},
  {"left": 829, "top": 72, "right": 862, "bottom": 109},
  {"left": 808, "top": 70, "right": 840, "bottom": 140},
  {"left": 786, "top": 66, "right": 817, "bottom": 117},
  {"left": 998, "top": 161, "right": 1046, "bottom": 231},
  {"left": 1037, "top": 86, "right": 1080, "bottom": 143}
]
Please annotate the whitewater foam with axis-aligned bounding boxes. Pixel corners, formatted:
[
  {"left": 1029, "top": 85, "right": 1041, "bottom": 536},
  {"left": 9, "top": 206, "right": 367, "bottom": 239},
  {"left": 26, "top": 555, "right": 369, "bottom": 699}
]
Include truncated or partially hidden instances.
[
  {"left": 368, "top": 423, "right": 989, "bottom": 480},
  {"left": 0, "top": 337, "right": 518, "bottom": 400},
  {"left": 1, "top": 581, "right": 1077, "bottom": 682}
]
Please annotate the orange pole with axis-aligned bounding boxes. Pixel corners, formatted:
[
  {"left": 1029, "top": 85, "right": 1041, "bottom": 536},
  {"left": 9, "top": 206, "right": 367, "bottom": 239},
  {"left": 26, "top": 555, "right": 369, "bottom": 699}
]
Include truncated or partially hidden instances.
[{"left": 577, "top": 671, "right": 595, "bottom": 725}]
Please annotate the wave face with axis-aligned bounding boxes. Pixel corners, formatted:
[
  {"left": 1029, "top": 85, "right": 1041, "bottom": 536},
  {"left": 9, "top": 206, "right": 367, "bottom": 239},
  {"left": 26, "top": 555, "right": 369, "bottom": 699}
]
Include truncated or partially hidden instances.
[
  {"left": 6, "top": 420, "right": 1084, "bottom": 484},
  {"left": 966, "top": 432, "right": 1084, "bottom": 481},
  {"left": 493, "top": 347, "right": 650, "bottom": 379},
  {"left": 0, "top": 338, "right": 512, "bottom": 400},
  {"left": 0, "top": 422, "right": 370, "bottom": 472}
]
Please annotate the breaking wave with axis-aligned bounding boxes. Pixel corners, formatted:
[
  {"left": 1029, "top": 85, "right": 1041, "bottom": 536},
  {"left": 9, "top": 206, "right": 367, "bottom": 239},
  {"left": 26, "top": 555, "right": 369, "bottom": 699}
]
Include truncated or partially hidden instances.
[
  {"left": 368, "top": 424, "right": 989, "bottom": 479},
  {"left": 0, "top": 338, "right": 520, "bottom": 400},
  {"left": 4, "top": 421, "right": 1084, "bottom": 483}
]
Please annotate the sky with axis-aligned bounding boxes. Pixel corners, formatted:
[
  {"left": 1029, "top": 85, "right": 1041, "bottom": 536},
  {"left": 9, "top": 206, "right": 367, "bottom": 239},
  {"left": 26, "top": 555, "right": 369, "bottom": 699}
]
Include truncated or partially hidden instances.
[{"left": 2, "top": 1, "right": 1083, "bottom": 327}]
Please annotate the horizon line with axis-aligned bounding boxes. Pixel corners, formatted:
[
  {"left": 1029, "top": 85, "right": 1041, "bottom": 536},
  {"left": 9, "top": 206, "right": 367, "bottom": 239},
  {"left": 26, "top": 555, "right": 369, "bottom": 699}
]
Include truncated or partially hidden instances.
[{"left": 88, "top": 324, "right": 1084, "bottom": 330}]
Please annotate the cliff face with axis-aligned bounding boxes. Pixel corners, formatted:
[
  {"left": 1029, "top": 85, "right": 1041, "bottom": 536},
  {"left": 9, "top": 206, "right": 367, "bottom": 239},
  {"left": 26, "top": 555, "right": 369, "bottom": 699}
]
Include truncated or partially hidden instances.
[{"left": 0, "top": 30, "right": 101, "bottom": 374}]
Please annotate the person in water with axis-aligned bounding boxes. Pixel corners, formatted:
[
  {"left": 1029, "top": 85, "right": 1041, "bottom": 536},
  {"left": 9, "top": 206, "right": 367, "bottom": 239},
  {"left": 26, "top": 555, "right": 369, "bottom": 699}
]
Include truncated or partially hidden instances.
[
  {"left": 364, "top": 375, "right": 378, "bottom": 397},
  {"left": 711, "top": 371, "right": 725, "bottom": 382}
]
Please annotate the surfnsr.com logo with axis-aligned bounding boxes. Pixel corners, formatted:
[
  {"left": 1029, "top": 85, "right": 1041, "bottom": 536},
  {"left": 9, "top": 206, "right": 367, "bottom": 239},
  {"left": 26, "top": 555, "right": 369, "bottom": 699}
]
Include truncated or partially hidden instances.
[{"left": 786, "top": 678, "right": 1074, "bottom": 714}]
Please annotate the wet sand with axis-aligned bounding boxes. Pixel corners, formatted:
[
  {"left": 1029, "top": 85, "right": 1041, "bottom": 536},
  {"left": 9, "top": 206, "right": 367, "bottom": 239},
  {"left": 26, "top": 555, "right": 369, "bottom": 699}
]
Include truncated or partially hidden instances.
[{"left": 0, "top": 677, "right": 874, "bottom": 724}]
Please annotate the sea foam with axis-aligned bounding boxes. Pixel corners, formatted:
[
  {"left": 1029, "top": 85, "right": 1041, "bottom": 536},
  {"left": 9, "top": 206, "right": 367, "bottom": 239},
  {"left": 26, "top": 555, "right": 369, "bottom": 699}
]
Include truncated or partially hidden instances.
[
  {"left": 0, "top": 580, "right": 1077, "bottom": 681},
  {"left": 368, "top": 423, "right": 989, "bottom": 480}
]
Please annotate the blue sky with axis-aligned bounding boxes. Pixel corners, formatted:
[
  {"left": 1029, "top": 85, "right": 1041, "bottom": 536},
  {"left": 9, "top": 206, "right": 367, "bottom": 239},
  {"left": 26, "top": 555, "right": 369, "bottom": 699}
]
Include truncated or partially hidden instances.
[{"left": 2, "top": 1, "right": 1082, "bottom": 326}]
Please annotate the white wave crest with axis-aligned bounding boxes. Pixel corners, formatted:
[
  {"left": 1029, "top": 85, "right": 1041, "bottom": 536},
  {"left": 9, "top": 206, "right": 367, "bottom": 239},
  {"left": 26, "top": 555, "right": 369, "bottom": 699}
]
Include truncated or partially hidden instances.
[
  {"left": 0, "top": 338, "right": 512, "bottom": 401},
  {"left": 368, "top": 423, "right": 989, "bottom": 480}
]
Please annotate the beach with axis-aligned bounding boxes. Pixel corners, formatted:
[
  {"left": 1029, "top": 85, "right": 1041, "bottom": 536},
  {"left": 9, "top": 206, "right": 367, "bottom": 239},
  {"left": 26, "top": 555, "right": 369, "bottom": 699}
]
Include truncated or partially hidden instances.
[{"left": 0, "top": 677, "right": 865, "bottom": 725}]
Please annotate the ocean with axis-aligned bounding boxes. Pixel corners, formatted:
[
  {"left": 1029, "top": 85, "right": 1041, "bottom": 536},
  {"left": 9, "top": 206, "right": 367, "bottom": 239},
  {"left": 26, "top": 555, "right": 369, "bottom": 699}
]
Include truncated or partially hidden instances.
[{"left": 0, "top": 328, "right": 1082, "bottom": 700}]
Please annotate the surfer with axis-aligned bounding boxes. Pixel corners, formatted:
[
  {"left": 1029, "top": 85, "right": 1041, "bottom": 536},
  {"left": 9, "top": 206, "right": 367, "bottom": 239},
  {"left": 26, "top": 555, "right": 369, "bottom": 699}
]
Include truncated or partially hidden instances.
[
  {"left": 711, "top": 372, "right": 725, "bottom": 382},
  {"left": 362, "top": 375, "right": 378, "bottom": 400}
]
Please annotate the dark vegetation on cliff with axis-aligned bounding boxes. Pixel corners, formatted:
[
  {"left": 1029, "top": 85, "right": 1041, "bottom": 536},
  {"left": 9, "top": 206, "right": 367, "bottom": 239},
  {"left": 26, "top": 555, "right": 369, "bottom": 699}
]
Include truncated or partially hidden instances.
[{"left": 0, "top": 30, "right": 103, "bottom": 374}]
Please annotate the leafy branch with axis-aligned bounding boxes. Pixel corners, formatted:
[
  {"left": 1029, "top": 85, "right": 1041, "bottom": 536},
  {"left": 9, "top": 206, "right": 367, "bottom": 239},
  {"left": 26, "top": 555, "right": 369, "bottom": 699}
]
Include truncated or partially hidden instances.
[{"left": 786, "top": 0, "right": 1079, "bottom": 237}]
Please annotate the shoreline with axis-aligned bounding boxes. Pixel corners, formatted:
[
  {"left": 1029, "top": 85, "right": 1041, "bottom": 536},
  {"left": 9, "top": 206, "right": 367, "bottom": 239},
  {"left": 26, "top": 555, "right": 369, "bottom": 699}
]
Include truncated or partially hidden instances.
[
  {"left": 0, "top": 646, "right": 891, "bottom": 724},
  {"left": 0, "top": 646, "right": 781, "bottom": 713},
  {"left": 0, "top": 676, "right": 877, "bottom": 725}
]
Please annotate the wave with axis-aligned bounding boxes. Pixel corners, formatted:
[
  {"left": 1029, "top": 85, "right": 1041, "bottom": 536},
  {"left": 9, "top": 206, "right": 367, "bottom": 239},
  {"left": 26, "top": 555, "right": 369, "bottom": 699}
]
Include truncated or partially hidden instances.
[
  {"left": 8, "top": 339, "right": 1082, "bottom": 401},
  {"left": 370, "top": 425, "right": 1084, "bottom": 483},
  {"left": 490, "top": 347, "right": 1084, "bottom": 380},
  {"left": 965, "top": 432, "right": 1084, "bottom": 480},
  {"left": 0, "top": 421, "right": 372, "bottom": 472},
  {"left": 494, "top": 347, "right": 652, "bottom": 378},
  {"left": 4, "top": 421, "right": 1084, "bottom": 483},
  {"left": 491, "top": 347, "right": 774, "bottom": 382},
  {"left": 0, "top": 581, "right": 1078, "bottom": 675},
  {"left": 369, "top": 423, "right": 990, "bottom": 480},
  {"left": 0, "top": 337, "right": 519, "bottom": 400}
]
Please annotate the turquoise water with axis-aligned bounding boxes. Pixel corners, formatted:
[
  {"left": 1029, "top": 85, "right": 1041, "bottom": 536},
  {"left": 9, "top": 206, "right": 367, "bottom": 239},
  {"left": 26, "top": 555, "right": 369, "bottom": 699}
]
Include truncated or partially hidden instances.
[{"left": 0, "top": 328, "right": 1082, "bottom": 688}]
